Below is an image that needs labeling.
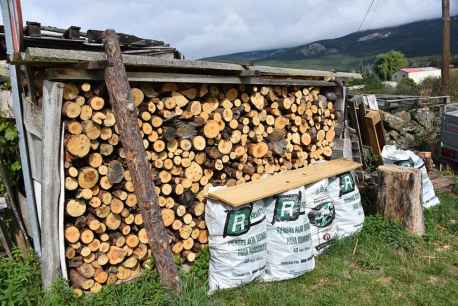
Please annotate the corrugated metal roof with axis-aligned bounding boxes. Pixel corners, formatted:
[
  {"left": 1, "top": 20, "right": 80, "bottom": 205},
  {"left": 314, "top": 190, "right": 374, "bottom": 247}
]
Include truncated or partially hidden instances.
[{"left": 400, "top": 67, "right": 441, "bottom": 73}]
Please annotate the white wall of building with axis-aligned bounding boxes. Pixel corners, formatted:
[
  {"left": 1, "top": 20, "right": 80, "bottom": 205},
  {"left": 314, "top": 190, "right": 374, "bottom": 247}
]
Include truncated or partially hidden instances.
[{"left": 392, "top": 69, "right": 441, "bottom": 84}]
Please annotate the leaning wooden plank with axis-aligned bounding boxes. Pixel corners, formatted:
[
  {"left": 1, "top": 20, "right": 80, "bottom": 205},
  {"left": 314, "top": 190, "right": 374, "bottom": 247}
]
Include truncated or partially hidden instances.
[
  {"left": 103, "top": 30, "right": 180, "bottom": 292},
  {"left": 41, "top": 80, "right": 64, "bottom": 289},
  {"left": 208, "top": 159, "right": 361, "bottom": 207},
  {"left": 0, "top": 218, "right": 12, "bottom": 258},
  {"left": 22, "top": 47, "right": 244, "bottom": 72}
]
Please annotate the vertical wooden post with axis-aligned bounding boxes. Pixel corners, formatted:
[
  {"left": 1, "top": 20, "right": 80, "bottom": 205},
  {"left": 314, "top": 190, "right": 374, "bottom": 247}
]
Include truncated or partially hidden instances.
[
  {"left": 102, "top": 29, "right": 180, "bottom": 291},
  {"left": 441, "top": 0, "right": 451, "bottom": 96},
  {"left": 41, "top": 80, "right": 64, "bottom": 288}
]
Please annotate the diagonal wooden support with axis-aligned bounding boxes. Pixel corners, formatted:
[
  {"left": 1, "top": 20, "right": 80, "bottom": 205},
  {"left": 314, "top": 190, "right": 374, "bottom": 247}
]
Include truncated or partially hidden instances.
[{"left": 102, "top": 29, "right": 180, "bottom": 292}]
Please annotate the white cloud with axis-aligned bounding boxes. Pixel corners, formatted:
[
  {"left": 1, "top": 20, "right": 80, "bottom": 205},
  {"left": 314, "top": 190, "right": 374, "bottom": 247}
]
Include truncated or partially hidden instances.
[{"left": 12, "top": 0, "right": 457, "bottom": 58}]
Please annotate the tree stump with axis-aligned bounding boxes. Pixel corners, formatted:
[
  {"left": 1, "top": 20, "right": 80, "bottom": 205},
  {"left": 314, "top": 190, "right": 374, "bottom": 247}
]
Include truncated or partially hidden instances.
[{"left": 376, "top": 165, "right": 425, "bottom": 235}]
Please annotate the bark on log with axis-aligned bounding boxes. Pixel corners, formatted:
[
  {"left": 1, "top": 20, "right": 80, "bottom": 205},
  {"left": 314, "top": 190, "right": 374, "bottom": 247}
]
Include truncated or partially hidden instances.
[
  {"left": 103, "top": 29, "right": 180, "bottom": 291},
  {"left": 376, "top": 165, "right": 425, "bottom": 235}
]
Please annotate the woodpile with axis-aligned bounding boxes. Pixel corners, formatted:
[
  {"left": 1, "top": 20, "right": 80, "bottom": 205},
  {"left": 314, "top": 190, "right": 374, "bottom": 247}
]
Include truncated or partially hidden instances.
[{"left": 62, "top": 81, "right": 337, "bottom": 293}]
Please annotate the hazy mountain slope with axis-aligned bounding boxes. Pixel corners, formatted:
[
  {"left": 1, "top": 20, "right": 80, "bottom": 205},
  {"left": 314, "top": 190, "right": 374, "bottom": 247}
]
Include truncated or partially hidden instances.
[{"left": 205, "top": 16, "right": 457, "bottom": 70}]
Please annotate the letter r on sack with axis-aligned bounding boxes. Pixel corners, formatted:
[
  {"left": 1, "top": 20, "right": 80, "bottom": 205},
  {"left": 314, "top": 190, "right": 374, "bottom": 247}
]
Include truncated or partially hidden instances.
[
  {"left": 281, "top": 200, "right": 295, "bottom": 219},
  {"left": 340, "top": 173, "right": 355, "bottom": 195},
  {"left": 232, "top": 214, "right": 246, "bottom": 233}
]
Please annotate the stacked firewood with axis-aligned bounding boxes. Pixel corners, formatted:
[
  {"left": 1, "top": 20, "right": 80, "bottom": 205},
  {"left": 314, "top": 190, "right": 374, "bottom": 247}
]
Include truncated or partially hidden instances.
[{"left": 62, "top": 81, "right": 337, "bottom": 293}]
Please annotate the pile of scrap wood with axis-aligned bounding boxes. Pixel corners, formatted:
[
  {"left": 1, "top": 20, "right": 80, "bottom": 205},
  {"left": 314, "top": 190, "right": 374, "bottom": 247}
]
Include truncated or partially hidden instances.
[{"left": 62, "top": 81, "right": 338, "bottom": 293}]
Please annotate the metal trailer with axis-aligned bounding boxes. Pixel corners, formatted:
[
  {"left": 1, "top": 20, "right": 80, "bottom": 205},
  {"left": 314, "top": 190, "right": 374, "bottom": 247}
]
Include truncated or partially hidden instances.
[{"left": 441, "top": 103, "right": 458, "bottom": 165}]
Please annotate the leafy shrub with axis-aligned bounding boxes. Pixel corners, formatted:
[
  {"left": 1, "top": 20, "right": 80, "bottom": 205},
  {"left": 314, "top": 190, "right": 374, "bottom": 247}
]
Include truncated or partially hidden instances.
[
  {"left": 0, "top": 250, "right": 42, "bottom": 306},
  {"left": 0, "top": 117, "right": 21, "bottom": 194}
]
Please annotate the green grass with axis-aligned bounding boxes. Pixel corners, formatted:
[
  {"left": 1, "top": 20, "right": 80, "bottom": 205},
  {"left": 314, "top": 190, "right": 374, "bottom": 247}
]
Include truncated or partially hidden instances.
[{"left": 1, "top": 192, "right": 457, "bottom": 306}]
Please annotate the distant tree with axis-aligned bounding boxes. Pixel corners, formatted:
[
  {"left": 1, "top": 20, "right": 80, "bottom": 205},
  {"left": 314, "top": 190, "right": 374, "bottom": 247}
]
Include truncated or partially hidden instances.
[{"left": 374, "top": 51, "right": 408, "bottom": 81}]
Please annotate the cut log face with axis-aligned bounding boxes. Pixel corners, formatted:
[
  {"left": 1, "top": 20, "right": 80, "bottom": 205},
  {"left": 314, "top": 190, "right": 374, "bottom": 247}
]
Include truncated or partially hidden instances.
[
  {"left": 78, "top": 167, "right": 99, "bottom": 189},
  {"left": 62, "top": 79, "right": 337, "bottom": 292},
  {"left": 66, "top": 134, "right": 91, "bottom": 157}
]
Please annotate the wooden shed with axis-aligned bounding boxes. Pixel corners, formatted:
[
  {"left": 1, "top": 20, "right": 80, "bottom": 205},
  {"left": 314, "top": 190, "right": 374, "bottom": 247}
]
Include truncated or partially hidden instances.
[{"left": 1, "top": 10, "right": 361, "bottom": 293}]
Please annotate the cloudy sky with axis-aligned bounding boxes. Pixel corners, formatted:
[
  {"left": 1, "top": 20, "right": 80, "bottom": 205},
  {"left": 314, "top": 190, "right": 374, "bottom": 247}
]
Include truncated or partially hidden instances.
[{"left": 15, "top": 0, "right": 457, "bottom": 58}]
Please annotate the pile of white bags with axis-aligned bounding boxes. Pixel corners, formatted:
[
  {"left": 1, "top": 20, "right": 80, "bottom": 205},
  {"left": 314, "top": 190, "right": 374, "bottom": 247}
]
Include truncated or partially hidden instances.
[
  {"left": 207, "top": 171, "right": 365, "bottom": 293},
  {"left": 263, "top": 187, "right": 315, "bottom": 282},
  {"left": 206, "top": 193, "right": 267, "bottom": 294},
  {"left": 381, "top": 145, "right": 440, "bottom": 208}
]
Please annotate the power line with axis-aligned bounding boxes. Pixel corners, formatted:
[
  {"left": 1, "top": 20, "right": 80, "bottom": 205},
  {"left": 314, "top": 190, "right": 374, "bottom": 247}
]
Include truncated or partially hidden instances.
[{"left": 357, "top": 0, "right": 377, "bottom": 32}]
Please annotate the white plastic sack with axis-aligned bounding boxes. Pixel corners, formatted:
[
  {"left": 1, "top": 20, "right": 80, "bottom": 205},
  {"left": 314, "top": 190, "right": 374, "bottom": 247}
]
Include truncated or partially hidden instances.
[
  {"left": 263, "top": 187, "right": 315, "bottom": 282},
  {"left": 381, "top": 145, "right": 440, "bottom": 208},
  {"left": 206, "top": 192, "right": 267, "bottom": 293},
  {"left": 328, "top": 172, "right": 364, "bottom": 238},
  {"left": 303, "top": 179, "right": 337, "bottom": 255}
]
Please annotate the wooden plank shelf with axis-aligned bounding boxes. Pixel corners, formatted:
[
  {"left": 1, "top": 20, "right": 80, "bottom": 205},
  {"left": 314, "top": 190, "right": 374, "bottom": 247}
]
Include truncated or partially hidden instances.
[{"left": 208, "top": 159, "right": 361, "bottom": 207}]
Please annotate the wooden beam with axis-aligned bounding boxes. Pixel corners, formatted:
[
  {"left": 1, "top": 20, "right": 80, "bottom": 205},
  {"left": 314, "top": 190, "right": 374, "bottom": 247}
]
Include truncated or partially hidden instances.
[
  {"left": 245, "top": 65, "right": 334, "bottom": 78},
  {"left": 44, "top": 69, "right": 338, "bottom": 87},
  {"left": 103, "top": 30, "right": 180, "bottom": 292},
  {"left": 208, "top": 159, "right": 361, "bottom": 207},
  {"left": 23, "top": 47, "right": 244, "bottom": 72},
  {"left": 40, "top": 80, "right": 64, "bottom": 288},
  {"left": 336, "top": 71, "right": 363, "bottom": 80},
  {"left": 241, "top": 77, "right": 336, "bottom": 87},
  {"left": 22, "top": 48, "right": 362, "bottom": 80}
]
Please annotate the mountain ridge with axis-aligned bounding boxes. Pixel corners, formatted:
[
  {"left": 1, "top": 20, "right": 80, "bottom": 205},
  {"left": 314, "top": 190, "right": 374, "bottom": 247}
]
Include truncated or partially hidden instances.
[{"left": 204, "top": 16, "right": 457, "bottom": 70}]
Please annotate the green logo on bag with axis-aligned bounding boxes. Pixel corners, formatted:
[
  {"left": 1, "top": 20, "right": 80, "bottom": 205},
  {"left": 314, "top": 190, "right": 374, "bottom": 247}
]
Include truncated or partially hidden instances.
[
  {"left": 223, "top": 207, "right": 252, "bottom": 237},
  {"left": 308, "top": 201, "right": 335, "bottom": 228},
  {"left": 339, "top": 173, "right": 355, "bottom": 196},
  {"left": 273, "top": 194, "right": 301, "bottom": 223}
]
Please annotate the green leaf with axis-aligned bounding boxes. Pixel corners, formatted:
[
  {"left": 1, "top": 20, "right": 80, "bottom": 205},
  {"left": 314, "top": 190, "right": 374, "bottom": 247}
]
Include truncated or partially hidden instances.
[
  {"left": 10, "top": 161, "right": 21, "bottom": 172},
  {"left": 4, "top": 127, "right": 18, "bottom": 142}
]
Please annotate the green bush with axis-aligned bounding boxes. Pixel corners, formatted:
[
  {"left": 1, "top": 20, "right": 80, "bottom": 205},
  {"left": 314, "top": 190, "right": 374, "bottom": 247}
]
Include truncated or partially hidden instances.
[
  {"left": 0, "top": 117, "right": 21, "bottom": 195},
  {"left": 374, "top": 51, "right": 408, "bottom": 81}
]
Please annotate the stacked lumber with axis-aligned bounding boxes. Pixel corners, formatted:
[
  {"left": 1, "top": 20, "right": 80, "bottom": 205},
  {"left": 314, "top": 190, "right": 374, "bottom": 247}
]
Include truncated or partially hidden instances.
[{"left": 62, "top": 81, "right": 337, "bottom": 293}]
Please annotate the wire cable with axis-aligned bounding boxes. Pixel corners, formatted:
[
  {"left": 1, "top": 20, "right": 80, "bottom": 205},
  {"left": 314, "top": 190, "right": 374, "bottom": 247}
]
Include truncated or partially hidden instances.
[{"left": 357, "top": 0, "right": 377, "bottom": 32}]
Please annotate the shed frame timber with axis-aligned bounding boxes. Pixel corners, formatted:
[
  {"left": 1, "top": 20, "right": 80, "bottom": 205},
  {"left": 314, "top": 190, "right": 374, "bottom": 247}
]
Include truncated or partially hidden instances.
[{"left": 17, "top": 47, "right": 361, "bottom": 85}]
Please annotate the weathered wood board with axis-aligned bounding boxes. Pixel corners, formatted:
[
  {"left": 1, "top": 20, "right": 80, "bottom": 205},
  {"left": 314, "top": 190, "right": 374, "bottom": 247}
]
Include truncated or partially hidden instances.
[{"left": 208, "top": 159, "right": 361, "bottom": 207}]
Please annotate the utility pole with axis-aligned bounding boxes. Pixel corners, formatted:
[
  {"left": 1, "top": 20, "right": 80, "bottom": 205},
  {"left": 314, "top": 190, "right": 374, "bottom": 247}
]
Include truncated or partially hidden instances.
[{"left": 441, "top": 0, "right": 451, "bottom": 96}]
